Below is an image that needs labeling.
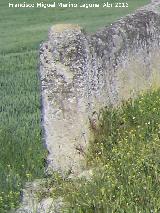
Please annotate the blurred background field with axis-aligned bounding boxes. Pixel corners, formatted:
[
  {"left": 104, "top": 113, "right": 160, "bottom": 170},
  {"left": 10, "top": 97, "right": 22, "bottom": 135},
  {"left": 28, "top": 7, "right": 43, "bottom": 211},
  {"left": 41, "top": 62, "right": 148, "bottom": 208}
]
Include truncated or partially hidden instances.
[{"left": 0, "top": 0, "right": 149, "bottom": 211}]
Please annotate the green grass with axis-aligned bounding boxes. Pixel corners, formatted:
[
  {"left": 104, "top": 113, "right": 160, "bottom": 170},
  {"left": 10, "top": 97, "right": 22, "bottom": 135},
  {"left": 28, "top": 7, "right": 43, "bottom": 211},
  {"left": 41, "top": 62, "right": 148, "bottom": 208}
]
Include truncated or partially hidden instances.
[
  {"left": 47, "top": 89, "right": 160, "bottom": 212},
  {"left": 0, "top": 0, "right": 149, "bottom": 211}
]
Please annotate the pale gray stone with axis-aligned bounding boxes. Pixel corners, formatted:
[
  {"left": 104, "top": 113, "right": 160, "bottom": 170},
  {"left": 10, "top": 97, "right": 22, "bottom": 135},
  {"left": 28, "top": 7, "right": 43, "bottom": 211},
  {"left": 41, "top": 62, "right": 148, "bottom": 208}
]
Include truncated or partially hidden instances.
[
  {"left": 14, "top": 1, "right": 160, "bottom": 212},
  {"left": 39, "top": 1, "right": 160, "bottom": 175}
]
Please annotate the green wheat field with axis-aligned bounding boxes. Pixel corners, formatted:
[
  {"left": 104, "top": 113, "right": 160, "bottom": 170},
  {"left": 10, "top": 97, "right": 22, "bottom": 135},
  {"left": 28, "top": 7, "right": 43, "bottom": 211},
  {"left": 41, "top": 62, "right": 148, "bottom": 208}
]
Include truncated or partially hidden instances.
[{"left": 1, "top": 0, "right": 158, "bottom": 212}]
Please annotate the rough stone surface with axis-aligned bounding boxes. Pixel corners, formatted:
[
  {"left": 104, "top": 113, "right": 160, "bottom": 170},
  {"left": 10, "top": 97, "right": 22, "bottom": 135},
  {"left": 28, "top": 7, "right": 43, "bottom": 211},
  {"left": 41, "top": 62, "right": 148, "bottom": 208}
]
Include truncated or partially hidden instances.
[
  {"left": 15, "top": 179, "right": 63, "bottom": 213},
  {"left": 40, "top": 1, "right": 160, "bottom": 174}
]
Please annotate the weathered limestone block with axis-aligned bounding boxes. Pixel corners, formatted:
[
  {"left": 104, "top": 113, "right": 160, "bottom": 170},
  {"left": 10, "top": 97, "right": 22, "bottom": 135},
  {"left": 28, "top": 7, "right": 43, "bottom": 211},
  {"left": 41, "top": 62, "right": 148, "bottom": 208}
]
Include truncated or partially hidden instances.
[
  {"left": 90, "top": 9, "right": 160, "bottom": 102},
  {"left": 40, "top": 3, "right": 160, "bottom": 174},
  {"left": 40, "top": 24, "right": 91, "bottom": 173}
]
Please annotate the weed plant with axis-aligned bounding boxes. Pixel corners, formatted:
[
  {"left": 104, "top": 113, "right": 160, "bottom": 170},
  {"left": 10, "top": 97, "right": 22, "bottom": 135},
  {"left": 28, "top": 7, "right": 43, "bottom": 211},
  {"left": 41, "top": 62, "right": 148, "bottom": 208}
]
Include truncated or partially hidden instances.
[{"left": 49, "top": 90, "right": 160, "bottom": 212}]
